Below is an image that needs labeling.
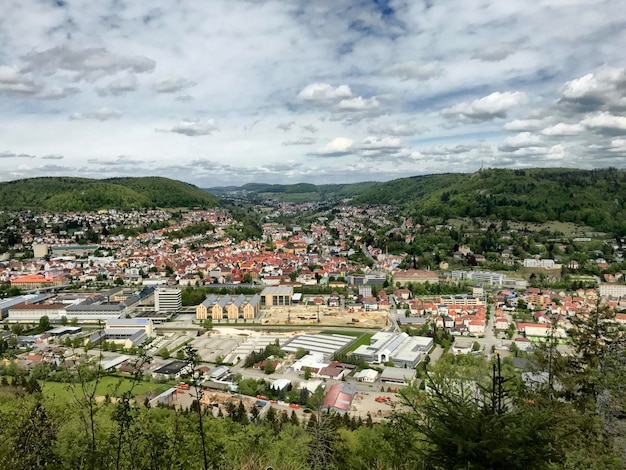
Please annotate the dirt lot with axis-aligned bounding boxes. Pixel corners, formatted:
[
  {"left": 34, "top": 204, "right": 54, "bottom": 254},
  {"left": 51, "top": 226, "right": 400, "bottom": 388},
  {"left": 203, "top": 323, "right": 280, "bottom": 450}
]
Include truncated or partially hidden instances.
[{"left": 262, "top": 305, "right": 388, "bottom": 329}]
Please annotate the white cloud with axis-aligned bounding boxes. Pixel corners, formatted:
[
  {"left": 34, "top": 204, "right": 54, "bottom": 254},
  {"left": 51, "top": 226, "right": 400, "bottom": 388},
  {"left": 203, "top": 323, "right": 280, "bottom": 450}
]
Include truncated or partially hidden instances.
[
  {"left": 69, "top": 107, "right": 122, "bottom": 121},
  {"left": 310, "top": 137, "right": 354, "bottom": 156},
  {"left": 276, "top": 121, "right": 295, "bottom": 132},
  {"left": 0, "top": 66, "right": 40, "bottom": 96},
  {"left": 158, "top": 119, "right": 219, "bottom": 136},
  {"left": 297, "top": 83, "right": 353, "bottom": 103},
  {"left": 154, "top": 76, "right": 196, "bottom": 93},
  {"left": 359, "top": 136, "right": 402, "bottom": 150},
  {"left": 499, "top": 132, "right": 544, "bottom": 151},
  {"left": 443, "top": 91, "right": 529, "bottom": 121},
  {"left": 541, "top": 122, "right": 584, "bottom": 136},
  {"left": 22, "top": 46, "right": 155, "bottom": 81},
  {"left": 338, "top": 96, "right": 380, "bottom": 111},
  {"left": 96, "top": 75, "right": 138, "bottom": 96},
  {"left": 581, "top": 112, "right": 626, "bottom": 133},
  {"left": 504, "top": 119, "right": 546, "bottom": 131},
  {"left": 384, "top": 61, "right": 441, "bottom": 80},
  {"left": 0, "top": 1, "right": 625, "bottom": 185},
  {"left": 282, "top": 137, "right": 316, "bottom": 146},
  {"left": 368, "top": 121, "right": 423, "bottom": 136}
]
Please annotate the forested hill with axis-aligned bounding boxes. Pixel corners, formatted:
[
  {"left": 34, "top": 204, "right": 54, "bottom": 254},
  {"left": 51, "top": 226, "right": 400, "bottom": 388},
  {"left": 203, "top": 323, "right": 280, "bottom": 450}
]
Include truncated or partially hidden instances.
[
  {"left": 354, "top": 168, "right": 626, "bottom": 232},
  {"left": 207, "top": 181, "right": 377, "bottom": 202},
  {"left": 0, "top": 176, "right": 220, "bottom": 211}
]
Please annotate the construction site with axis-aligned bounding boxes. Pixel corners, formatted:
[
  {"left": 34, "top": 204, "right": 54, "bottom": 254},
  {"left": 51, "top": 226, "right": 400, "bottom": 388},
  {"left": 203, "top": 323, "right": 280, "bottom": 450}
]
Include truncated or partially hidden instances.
[{"left": 261, "top": 305, "right": 388, "bottom": 329}]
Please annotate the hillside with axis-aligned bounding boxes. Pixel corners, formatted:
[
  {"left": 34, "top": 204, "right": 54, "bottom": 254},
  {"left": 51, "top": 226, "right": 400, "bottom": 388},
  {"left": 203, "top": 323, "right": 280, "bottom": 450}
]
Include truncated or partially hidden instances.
[
  {"left": 354, "top": 168, "right": 626, "bottom": 232},
  {"left": 0, "top": 176, "right": 220, "bottom": 212},
  {"left": 207, "top": 181, "right": 377, "bottom": 202}
]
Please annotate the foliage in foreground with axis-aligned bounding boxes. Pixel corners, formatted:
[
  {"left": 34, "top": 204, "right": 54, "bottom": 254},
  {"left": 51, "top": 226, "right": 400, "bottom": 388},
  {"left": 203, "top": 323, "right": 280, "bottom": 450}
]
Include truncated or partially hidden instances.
[{"left": 1, "top": 304, "right": 625, "bottom": 469}]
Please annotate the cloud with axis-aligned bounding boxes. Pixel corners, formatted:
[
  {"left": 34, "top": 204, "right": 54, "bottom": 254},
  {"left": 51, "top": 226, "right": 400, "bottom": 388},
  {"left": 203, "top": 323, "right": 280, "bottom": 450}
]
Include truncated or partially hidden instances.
[
  {"left": 338, "top": 96, "right": 380, "bottom": 111},
  {"left": 276, "top": 121, "right": 295, "bottom": 131},
  {"left": 96, "top": 74, "right": 138, "bottom": 96},
  {"left": 0, "top": 151, "right": 37, "bottom": 159},
  {"left": 368, "top": 121, "right": 423, "bottom": 136},
  {"left": 359, "top": 136, "right": 402, "bottom": 150},
  {"left": 154, "top": 76, "right": 196, "bottom": 93},
  {"left": 175, "top": 95, "right": 194, "bottom": 102},
  {"left": 282, "top": 137, "right": 317, "bottom": 146},
  {"left": 297, "top": 83, "right": 353, "bottom": 103},
  {"left": 559, "top": 66, "right": 626, "bottom": 111},
  {"left": 472, "top": 46, "right": 514, "bottom": 62},
  {"left": 157, "top": 119, "right": 219, "bottom": 136},
  {"left": 0, "top": 66, "right": 41, "bottom": 96},
  {"left": 442, "top": 91, "right": 529, "bottom": 121},
  {"left": 69, "top": 107, "right": 122, "bottom": 121},
  {"left": 40, "top": 155, "right": 64, "bottom": 160},
  {"left": 504, "top": 119, "right": 546, "bottom": 131},
  {"left": 499, "top": 132, "right": 544, "bottom": 152},
  {"left": 301, "top": 124, "right": 318, "bottom": 133},
  {"left": 87, "top": 156, "right": 146, "bottom": 166},
  {"left": 22, "top": 46, "right": 155, "bottom": 81},
  {"left": 580, "top": 112, "right": 626, "bottom": 135},
  {"left": 383, "top": 61, "right": 441, "bottom": 80},
  {"left": 541, "top": 122, "right": 584, "bottom": 136},
  {"left": 420, "top": 145, "right": 474, "bottom": 156},
  {"left": 310, "top": 137, "right": 354, "bottom": 157}
]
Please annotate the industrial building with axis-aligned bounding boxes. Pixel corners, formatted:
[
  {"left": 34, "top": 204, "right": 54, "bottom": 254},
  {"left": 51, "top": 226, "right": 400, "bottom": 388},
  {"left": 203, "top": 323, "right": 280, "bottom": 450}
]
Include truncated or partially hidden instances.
[
  {"left": 87, "top": 318, "right": 154, "bottom": 349},
  {"left": 380, "top": 367, "right": 417, "bottom": 385},
  {"left": 322, "top": 383, "right": 356, "bottom": 414},
  {"left": 282, "top": 333, "right": 355, "bottom": 359},
  {"left": 351, "top": 332, "right": 433, "bottom": 368}
]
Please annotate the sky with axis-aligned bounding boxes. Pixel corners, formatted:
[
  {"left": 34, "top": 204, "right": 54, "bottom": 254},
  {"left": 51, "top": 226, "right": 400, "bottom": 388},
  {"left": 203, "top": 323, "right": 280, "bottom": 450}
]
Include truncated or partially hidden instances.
[{"left": 0, "top": 0, "right": 625, "bottom": 187}]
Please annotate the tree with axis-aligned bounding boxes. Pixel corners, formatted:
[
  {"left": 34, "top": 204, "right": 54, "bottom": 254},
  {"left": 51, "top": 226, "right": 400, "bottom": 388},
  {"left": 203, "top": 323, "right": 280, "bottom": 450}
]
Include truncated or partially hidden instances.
[
  {"left": 303, "top": 367, "right": 312, "bottom": 380},
  {"left": 158, "top": 348, "right": 170, "bottom": 359},
  {"left": 38, "top": 315, "right": 51, "bottom": 332},
  {"left": 264, "top": 361, "right": 275, "bottom": 375},
  {"left": 114, "top": 277, "right": 124, "bottom": 286},
  {"left": 394, "top": 355, "right": 560, "bottom": 469}
]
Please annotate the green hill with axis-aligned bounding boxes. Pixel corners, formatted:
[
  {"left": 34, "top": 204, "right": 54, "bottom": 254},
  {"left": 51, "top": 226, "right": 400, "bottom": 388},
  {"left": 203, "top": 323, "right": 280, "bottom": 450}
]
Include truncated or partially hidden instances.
[
  {"left": 354, "top": 168, "right": 626, "bottom": 232},
  {"left": 0, "top": 176, "right": 219, "bottom": 211},
  {"left": 207, "top": 181, "right": 377, "bottom": 202}
]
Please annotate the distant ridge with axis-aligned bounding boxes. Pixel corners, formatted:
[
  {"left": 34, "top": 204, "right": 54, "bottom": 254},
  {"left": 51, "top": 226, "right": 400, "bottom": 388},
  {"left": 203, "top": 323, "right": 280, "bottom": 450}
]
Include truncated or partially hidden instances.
[
  {"left": 206, "top": 181, "right": 377, "bottom": 202},
  {"left": 0, "top": 176, "right": 220, "bottom": 211},
  {"left": 353, "top": 167, "right": 626, "bottom": 232}
]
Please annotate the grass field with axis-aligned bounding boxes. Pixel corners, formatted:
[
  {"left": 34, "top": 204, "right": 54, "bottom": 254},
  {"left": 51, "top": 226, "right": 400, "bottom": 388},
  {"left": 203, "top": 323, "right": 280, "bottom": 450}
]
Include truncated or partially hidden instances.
[
  {"left": 341, "top": 333, "right": 374, "bottom": 354},
  {"left": 41, "top": 376, "right": 171, "bottom": 401}
]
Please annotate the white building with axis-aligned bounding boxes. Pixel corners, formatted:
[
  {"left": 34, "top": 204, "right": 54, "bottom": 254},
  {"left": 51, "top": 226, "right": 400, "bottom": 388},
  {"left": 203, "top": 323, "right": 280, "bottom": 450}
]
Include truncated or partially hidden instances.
[
  {"left": 354, "top": 369, "right": 379, "bottom": 383},
  {"left": 352, "top": 332, "right": 432, "bottom": 368},
  {"left": 599, "top": 283, "right": 626, "bottom": 299},
  {"left": 155, "top": 287, "right": 182, "bottom": 312}
]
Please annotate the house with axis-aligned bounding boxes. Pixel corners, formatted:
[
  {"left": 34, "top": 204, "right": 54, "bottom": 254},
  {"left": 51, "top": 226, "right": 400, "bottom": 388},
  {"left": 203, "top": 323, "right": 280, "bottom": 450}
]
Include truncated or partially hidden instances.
[
  {"left": 468, "top": 319, "right": 485, "bottom": 335},
  {"left": 495, "top": 318, "right": 509, "bottom": 330},
  {"left": 354, "top": 369, "right": 379, "bottom": 383}
]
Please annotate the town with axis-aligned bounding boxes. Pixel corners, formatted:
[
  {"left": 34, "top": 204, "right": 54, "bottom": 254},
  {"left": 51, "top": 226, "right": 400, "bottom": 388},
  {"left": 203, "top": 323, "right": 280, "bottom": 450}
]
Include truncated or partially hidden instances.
[{"left": 1, "top": 196, "right": 626, "bottom": 423}]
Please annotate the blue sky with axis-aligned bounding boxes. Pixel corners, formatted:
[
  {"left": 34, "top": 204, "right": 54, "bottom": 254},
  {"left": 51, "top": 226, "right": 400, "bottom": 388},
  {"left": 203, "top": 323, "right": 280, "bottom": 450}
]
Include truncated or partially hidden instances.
[{"left": 0, "top": 0, "right": 625, "bottom": 186}]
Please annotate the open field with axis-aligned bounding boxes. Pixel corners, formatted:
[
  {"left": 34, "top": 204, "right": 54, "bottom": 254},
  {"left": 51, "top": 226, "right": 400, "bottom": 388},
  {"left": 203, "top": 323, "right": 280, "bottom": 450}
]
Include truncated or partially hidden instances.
[
  {"left": 340, "top": 333, "right": 374, "bottom": 354},
  {"left": 261, "top": 305, "right": 388, "bottom": 329},
  {"left": 41, "top": 376, "right": 171, "bottom": 401}
]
